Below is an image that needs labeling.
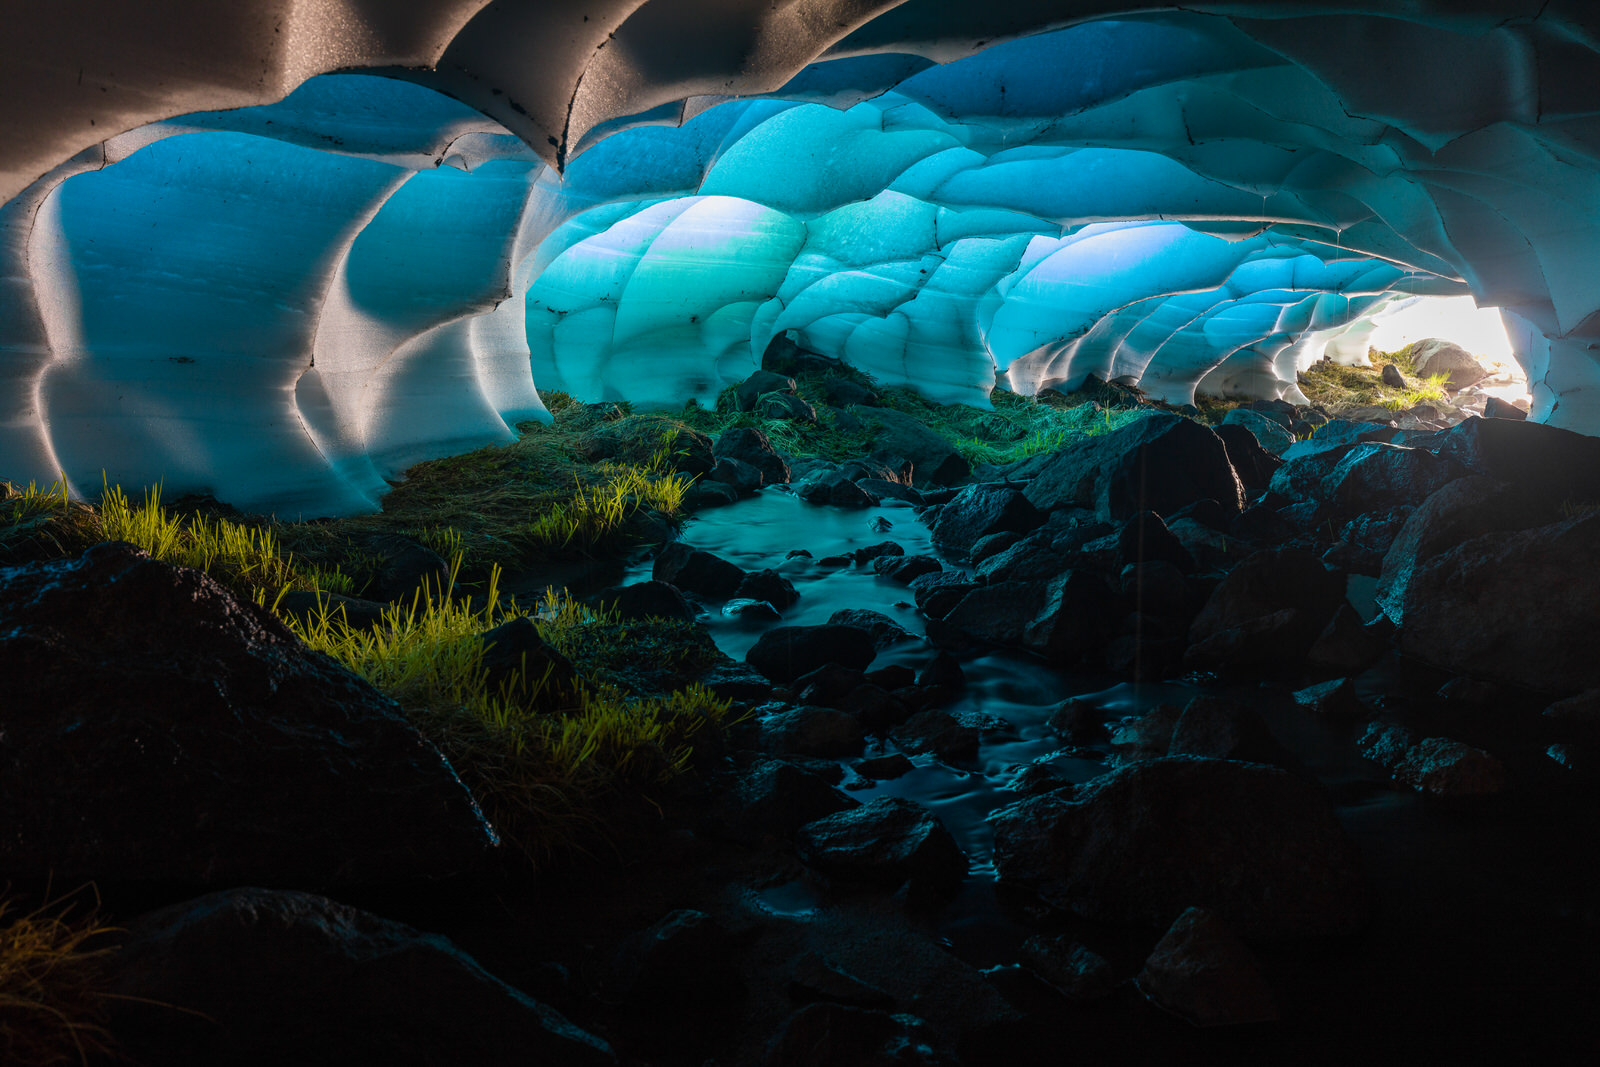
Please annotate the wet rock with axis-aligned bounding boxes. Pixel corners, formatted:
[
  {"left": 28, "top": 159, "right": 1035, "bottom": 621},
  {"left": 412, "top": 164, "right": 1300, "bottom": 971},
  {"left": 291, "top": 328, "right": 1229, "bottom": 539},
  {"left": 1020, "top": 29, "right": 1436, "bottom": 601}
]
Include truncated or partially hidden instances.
[
  {"left": 735, "top": 568, "right": 800, "bottom": 611},
  {"left": 653, "top": 542, "right": 747, "bottom": 600},
  {"left": 478, "top": 616, "right": 581, "bottom": 712},
  {"left": 275, "top": 590, "right": 387, "bottom": 630},
  {"left": 724, "top": 760, "right": 859, "bottom": 839},
  {"left": 700, "top": 660, "right": 778, "bottom": 703},
  {"left": 976, "top": 532, "right": 1072, "bottom": 584},
  {"left": 1222, "top": 408, "right": 1295, "bottom": 455},
  {"left": 1136, "top": 907, "right": 1278, "bottom": 1027},
  {"left": 944, "top": 570, "right": 1115, "bottom": 662},
  {"left": 862, "top": 408, "right": 971, "bottom": 487},
  {"left": 1409, "top": 338, "right": 1489, "bottom": 391},
  {"left": 990, "top": 756, "right": 1368, "bottom": 938},
  {"left": 1046, "top": 699, "right": 1108, "bottom": 744},
  {"left": 849, "top": 541, "right": 904, "bottom": 565},
  {"left": 909, "top": 571, "right": 976, "bottom": 620},
  {"left": 1185, "top": 547, "right": 1345, "bottom": 669},
  {"left": 0, "top": 543, "right": 496, "bottom": 888},
  {"left": 795, "top": 664, "right": 870, "bottom": 705},
  {"left": 1119, "top": 560, "right": 1195, "bottom": 619},
  {"left": 715, "top": 427, "right": 792, "bottom": 485},
  {"left": 892, "top": 710, "right": 981, "bottom": 761},
  {"left": 855, "top": 753, "right": 916, "bottom": 780},
  {"left": 1292, "top": 677, "right": 1365, "bottom": 719},
  {"left": 685, "top": 479, "right": 741, "bottom": 510},
  {"left": 796, "top": 796, "right": 966, "bottom": 895},
  {"left": 828, "top": 608, "right": 914, "bottom": 649},
  {"left": 758, "top": 705, "right": 865, "bottom": 758},
  {"left": 766, "top": 1004, "right": 955, "bottom": 1067},
  {"left": 1214, "top": 423, "right": 1284, "bottom": 501},
  {"left": 735, "top": 369, "right": 799, "bottom": 412},
  {"left": 930, "top": 484, "right": 1045, "bottom": 557},
  {"left": 840, "top": 684, "right": 912, "bottom": 734},
  {"left": 866, "top": 664, "right": 917, "bottom": 691},
  {"left": 1168, "top": 696, "right": 1296, "bottom": 768},
  {"left": 858, "top": 477, "right": 925, "bottom": 504},
  {"left": 1002, "top": 764, "right": 1075, "bottom": 798},
  {"left": 824, "top": 378, "right": 879, "bottom": 408},
  {"left": 917, "top": 651, "right": 966, "bottom": 690},
  {"left": 1107, "top": 703, "right": 1182, "bottom": 762},
  {"left": 1437, "top": 675, "right": 1506, "bottom": 706},
  {"left": 1324, "top": 442, "right": 1468, "bottom": 523},
  {"left": 1019, "top": 936, "right": 1119, "bottom": 1002},
  {"left": 798, "top": 468, "right": 880, "bottom": 508},
  {"left": 724, "top": 598, "right": 783, "bottom": 620},
  {"left": 605, "top": 579, "right": 697, "bottom": 623},
  {"left": 970, "top": 530, "right": 1023, "bottom": 563},
  {"left": 1393, "top": 737, "right": 1507, "bottom": 796},
  {"left": 106, "top": 888, "right": 613, "bottom": 1067},
  {"left": 1357, "top": 722, "right": 1417, "bottom": 770},
  {"left": 1024, "top": 413, "right": 1245, "bottom": 520},
  {"left": 709, "top": 455, "right": 766, "bottom": 495}
]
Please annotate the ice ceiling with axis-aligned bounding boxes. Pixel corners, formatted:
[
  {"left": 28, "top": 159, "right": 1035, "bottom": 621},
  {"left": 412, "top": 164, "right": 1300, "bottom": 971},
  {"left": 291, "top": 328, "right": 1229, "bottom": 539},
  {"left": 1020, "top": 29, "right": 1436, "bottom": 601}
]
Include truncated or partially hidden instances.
[{"left": 3, "top": 1, "right": 1598, "bottom": 515}]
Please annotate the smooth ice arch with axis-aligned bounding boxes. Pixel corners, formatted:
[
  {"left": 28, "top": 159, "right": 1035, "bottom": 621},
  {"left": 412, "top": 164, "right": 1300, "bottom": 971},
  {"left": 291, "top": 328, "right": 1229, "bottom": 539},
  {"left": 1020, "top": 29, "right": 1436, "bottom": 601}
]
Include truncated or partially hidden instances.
[{"left": 2, "top": 2, "right": 1598, "bottom": 514}]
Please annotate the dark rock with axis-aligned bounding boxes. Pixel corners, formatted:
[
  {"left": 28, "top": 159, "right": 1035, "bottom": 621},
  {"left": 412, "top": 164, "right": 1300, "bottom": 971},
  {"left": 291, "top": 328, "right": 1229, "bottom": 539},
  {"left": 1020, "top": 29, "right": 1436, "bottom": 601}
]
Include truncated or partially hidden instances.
[
  {"left": 759, "top": 391, "right": 820, "bottom": 423},
  {"left": 275, "top": 590, "right": 388, "bottom": 630},
  {"left": 828, "top": 608, "right": 913, "bottom": 650},
  {"left": 1392, "top": 737, "right": 1507, "bottom": 796},
  {"left": 1136, "top": 907, "right": 1278, "bottom": 1027},
  {"left": 824, "top": 378, "right": 880, "bottom": 408},
  {"left": 479, "top": 615, "right": 581, "bottom": 712},
  {"left": 1544, "top": 689, "right": 1600, "bottom": 737},
  {"left": 892, "top": 709, "right": 981, "bottom": 761},
  {"left": 709, "top": 455, "right": 766, "bottom": 494},
  {"left": 1381, "top": 362, "right": 1408, "bottom": 389},
  {"left": 1107, "top": 703, "right": 1182, "bottom": 762},
  {"left": 735, "top": 369, "right": 799, "bottom": 412},
  {"left": 724, "top": 759, "right": 859, "bottom": 838},
  {"left": 723, "top": 598, "right": 783, "bottom": 621},
  {"left": 866, "top": 664, "right": 917, "bottom": 691},
  {"left": 758, "top": 705, "right": 865, "bottom": 757},
  {"left": 1167, "top": 498, "right": 1233, "bottom": 533},
  {"left": 1374, "top": 475, "right": 1533, "bottom": 623},
  {"left": 362, "top": 533, "right": 449, "bottom": 603},
  {"left": 796, "top": 796, "right": 966, "bottom": 894},
  {"left": 685, "top": 479, "right": 741, "bottom": 510},
  {"left": 1002, "top": 764, "right": 1074, "bottom": 797},
  {"left": 944, "top": 571, "right": 1115, "bottom": 662},
  {"left": 849, "top": 541, "right": 904, "bottom": 565},
  {"left": 1389, "top": 511, "right": 1600, "bottom": 691},
  {"left": 605, "top": 579, "right": 697, "bottom": 623},
  {"left": 795, "top": 664, "right": 870, "bottom": 705},
  {"left": 909, "top": 571, "right": 976, "bottom": 620},
  {"left": 1292, "top": 677, "right": 1365, "bottom": 719},
  {"left": 1116, "top": 510, "right": 1193, "bottom": 571},
  {"left": 855, "top": 753, "right": 916, "bottom": 780},
  {"left": 735, "top": 568, "right": 800, "bottom": 611},
  {"left": 1221, "top": 408, "right": 1295, "bottom": 454},
  {"left": 1328, "top": 507, "right": 1412, "bottom": 575},
  {"left": 974, "top": 534, "right": 1071, "bottom": 584},
  {"left": 715, "top": 427, "right": 791, "bottom": 485},
  {"left": 970, "top": 530, "right": 1023, "bottom": 563},
  {"left": 1437, "top": 675, "right": 1506, "bottom": 706},
  {"left": 1185, "top": 548, "right": 1345, "bottom": 668},
  {"left": 1323, "top": 442, "right": 1468, "bottom": 523},
  {"left": 762, "top": 334, "right": 840, "bottom": 377},
  {"left": 653, "top": 541, "right": 747, "bottom": 600},
  {"left": 989, "top": 756, "right": 1368, "bottom": 938},
  {"left": 930, "top": 484, "right": 1045, "bottom": 557},
  {"left": 862, "top": 408, "right": 971, "bottom": 487},
  {"left": 857, "top": 477, "right": 925, "bottom": 504},
  {"left": 1409, "top": 338, "right": 1489, "bottom": 391},
  {"left": 748, "top": 624, "right": 878, "bottom": 683},
  {"left": 1025, "top": 413, "right": 1245, "bottom": 520},
  {"left": 1168, "top": 696, "right": 1296, "bottom": 768},
  {"left": 1432, "top": 416, "right": 1600, "bottom": 507},
  {"left": 788, "top": 952, "right": 895, "bottom": 1009},
  {"left": 1482, "top": 396, "right": 1528, "bottom": 421},
  {"left": 1047, "top": 699, "right": 1108, "bottom": 743},
  {"left": 798, "top": 468, "right": 880, "bottom": 508},
  {"left": 839, "top": 684, "right": 911, "bottom": 734},
  {"left": 1120, "top": 560, "right": 1195, "bottom": 619},
  {"left": 609, "top": 909, "right": 743, "bottom": 1040},
  {"left": 0, "top": 543, "right": 495, "bottom": 888},
  {"left": 1268, "top": 438, "right": 1362, "bottom": 503},
  {"left": 1214, "top": 423, "right": 1285, "bottom": 501},
  {"left": 766, "top": 1004, "right": 954, "bottom": 1067},
  {"left": 106, "top": 889, "right": 613, "bottom": 1067},
  {"left": 1019, "top": 936, "right": 1118, "bottom": 1001},
  {"left": 917, "top": 651, "right": 966, "bottom": 690},
  {"left": 1357, "top": 722, "right": 1418, "bottom": 770},
  {"left": 1306, "top": 603, "right": 1389, "bottom": 676}
]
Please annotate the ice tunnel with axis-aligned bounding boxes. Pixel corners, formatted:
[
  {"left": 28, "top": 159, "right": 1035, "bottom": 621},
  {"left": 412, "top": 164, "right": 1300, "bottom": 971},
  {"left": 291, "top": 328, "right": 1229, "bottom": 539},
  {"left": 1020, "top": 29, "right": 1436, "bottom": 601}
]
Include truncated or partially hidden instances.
[{"left": 2, "top": 1, "right": 1597, "bottom": 515}]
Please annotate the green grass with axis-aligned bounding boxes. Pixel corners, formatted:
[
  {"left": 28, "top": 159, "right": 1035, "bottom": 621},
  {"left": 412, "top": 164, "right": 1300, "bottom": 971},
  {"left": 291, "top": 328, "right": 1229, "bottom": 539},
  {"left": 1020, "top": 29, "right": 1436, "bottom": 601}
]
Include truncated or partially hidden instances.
[
  {"left": 284, "top": 562, "right": 739, "bottom": 861},
  {"left": 1298, "top": 345, "right": 1454, "bottom": 417}
]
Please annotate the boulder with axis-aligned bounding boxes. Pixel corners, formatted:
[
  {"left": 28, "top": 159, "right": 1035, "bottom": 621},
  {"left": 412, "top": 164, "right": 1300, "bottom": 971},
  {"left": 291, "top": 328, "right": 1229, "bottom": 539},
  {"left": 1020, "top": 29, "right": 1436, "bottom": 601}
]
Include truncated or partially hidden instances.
[
  {"left": 758, "top": 706, "right": 865, "bottom": 758},
  {"left": 708, "top": 456, "right": 766, "bottom": 495},
  {"left": 725, "top": 760, "right": 859, "bottom": 838},
  {"left": 875, "top": 554, "right": 943, "bottom": 584},
  {"left": 1392, "top": 737, "right": 1507, "bottom": 797},
  {"left": 929, "top": 485, "right": 1044, "bottom": 557},
  {"left": 653, "top": 542, "right": 747, "bottom": 600},
  {"left": 891, "top": 710, "right": 981, "bottom": 761},
  {"left": 1185, "top": 548, "right": 1345, "bottom": 669},
  {"left": 735, "top": 568, "right": 800, "bottom": 611},
  {"left": 787, "top": 952, "right": 895, "bottom": 1009},
  {"left": 797, "top": 467, "right": 880, "bottom": 508},
  {"left": 362, "top": 532, "right": 449, "bottom": 603},
  {"left": 862, "top": 408, "right": 971, "bottom": 487},
  {"left": 1019, "top": 936, "right": 1118, "bottom": 1001},
  {"left": 106, "top": 888, "right": 613, "bottom": 1067},
  {"left": 1409, "top": 338, "right": 1489, "bottom": 391},
  {"left": 989, "top": 756, "right": 1368, "bottom": 938},
  {"left": 1221, "top": 408, "right": 1295, "bottom": 455},
  {"left": 1431, "top": 416, "right": 1600, "bottom": 507},
  {"left": 1214, "top": 423, "right": 1285, "bottom": 501},
  {"left": 827, "top": 608, "right": 913, "bottom": 649},
  {"left": 944, "top": 571, "right": 1115, "bottom": 663},
  {"left": 1168, "top": 696, "right": 1296, "bottom": 768},
  {"left": 747, "top": 624, "right": 878, "bottom": 683},
  {"left": 1136, "top": 908, "right": 1278, "bottom": 1027},
  {"left": 734, "top": 369, "right": 799, "bottom": 412},
  {"left": 1291, "top": 677, "right": 1366, "bottom": 719},
  {"left": 823, "top": 377, "right": 879, "bottom": 408},
  {"left": 714, "top": 427, "right": 791, "bottom": 485},
  {"left": 1381, "top": 362, "right": 1408, "bottom": 389},
  {"left": 478, "top": 615, "right": 581, "bottom": 712},
  {"left": 604, "top": 580, "right": 697, "bottom": 623},
  {"left": 1323, "top": 442, "right": 1468, "bottom": 523},
  {"left": 1482, "top": 396, "right": 1528, "bottom": 421},
  {"left": 758, "top": 392, "right": 820, "bottom": 423},
  {"left": 795, "top": 796, "right": 966, "bottom": 895},
  {"left": 607, "top": 909, "right": 744, "bottom": 1043},
  {"left": 767, "top": 1004, "right": 955, "bottom": 1067},
  {"left": 1115, "top": 510, "right": 1193, "bottom": 571},
  {"left": 1024, "top": 413, "right": 1244, "bottom": 520},
  {"left": 0, "top": 542, "right": 496, "bottom": 888},
  {"left": 275, "top": 590, "right": 387, "bottom": 630}
]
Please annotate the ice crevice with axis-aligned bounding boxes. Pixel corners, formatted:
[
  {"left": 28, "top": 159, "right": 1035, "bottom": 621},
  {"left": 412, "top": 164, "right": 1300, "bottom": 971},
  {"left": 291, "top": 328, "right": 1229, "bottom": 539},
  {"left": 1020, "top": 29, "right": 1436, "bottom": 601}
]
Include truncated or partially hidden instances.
[{"left": 0, "top": 3, "right": 1596, "bottom": 514}]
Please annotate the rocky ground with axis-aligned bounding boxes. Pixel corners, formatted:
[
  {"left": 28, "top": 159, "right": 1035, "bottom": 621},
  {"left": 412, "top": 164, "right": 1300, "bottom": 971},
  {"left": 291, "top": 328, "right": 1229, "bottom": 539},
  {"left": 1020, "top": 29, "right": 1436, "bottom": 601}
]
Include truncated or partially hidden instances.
[{"left": 2, "top": 338, "right": 1596, "bottom": 1065}]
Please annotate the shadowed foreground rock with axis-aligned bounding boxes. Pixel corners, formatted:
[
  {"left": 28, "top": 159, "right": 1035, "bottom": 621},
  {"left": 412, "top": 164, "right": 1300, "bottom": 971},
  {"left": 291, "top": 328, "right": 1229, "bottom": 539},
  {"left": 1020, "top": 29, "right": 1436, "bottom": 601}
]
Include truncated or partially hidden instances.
[
  {"left": 0, "top": 542, "right": 497, "bottom": 888},
  {"left": 989, "top": 756, "right": 1367, "bottom": 939},
  {"left": 106, "top": 888, "right": 614, "bottom": 1067}
]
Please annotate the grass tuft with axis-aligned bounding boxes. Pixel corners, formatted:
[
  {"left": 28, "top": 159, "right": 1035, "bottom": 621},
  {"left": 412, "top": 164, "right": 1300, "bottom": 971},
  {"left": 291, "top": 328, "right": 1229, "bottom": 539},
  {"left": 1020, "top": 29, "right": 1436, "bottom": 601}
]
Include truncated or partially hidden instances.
[{"left": 0, "top": 887, "right": 118, "bottom": 1067}]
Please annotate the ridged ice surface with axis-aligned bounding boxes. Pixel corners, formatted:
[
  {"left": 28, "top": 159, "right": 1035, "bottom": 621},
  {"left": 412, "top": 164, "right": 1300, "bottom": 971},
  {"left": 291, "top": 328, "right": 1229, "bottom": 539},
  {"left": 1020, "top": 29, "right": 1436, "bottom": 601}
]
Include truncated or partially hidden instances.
[{"left": 3, "top": 3, "right": 1598, "bottom": 513}]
